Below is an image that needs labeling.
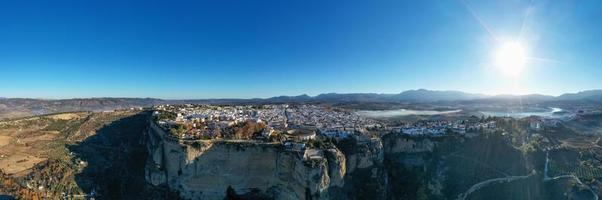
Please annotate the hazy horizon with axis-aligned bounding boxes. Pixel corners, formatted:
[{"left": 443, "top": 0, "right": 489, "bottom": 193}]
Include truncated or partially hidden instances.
[{"left": 2, "top": 88, "right": 601, "bottom": 100}]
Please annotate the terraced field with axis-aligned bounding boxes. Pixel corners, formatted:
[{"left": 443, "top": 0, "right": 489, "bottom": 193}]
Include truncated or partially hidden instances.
[{"left": 549, "top": 162, "right": 602, "bottom": 181}]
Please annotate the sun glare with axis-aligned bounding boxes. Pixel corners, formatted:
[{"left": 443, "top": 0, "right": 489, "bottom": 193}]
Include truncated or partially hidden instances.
[{"left": 495, "top": 41, "right": 527, "bottom": 77}]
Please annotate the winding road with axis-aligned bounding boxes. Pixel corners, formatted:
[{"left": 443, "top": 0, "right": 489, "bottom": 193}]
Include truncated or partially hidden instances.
[
  {"left": 457, "top": 150, "right": 600, "bottom": 200},
  {"left": 456, "top": 171, "right": 536, "bottom": 200},
  {"left": 544, "top": 151, "right": 599, "bottom": 200}
]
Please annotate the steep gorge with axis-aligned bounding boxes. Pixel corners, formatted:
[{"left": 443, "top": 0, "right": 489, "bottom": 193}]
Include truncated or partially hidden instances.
[{"left": 144, "top": 121, "right": 592, "bottom": 200}]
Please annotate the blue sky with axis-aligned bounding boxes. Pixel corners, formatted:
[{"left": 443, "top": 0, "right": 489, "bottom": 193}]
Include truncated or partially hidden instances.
[{"left": 0, "top": 0, "right": 600, "bottom": 99}]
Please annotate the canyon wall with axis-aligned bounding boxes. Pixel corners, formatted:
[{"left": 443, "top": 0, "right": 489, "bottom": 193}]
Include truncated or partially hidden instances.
[
  {"left": 145, "top": 121, "right": 346, "bottom": 199},
  {"left": 382, "top": 135, "right": 435, "bottom": 154},
  {"left": 145, "top": 122, "right": 440, "bottom": 199},
  {"left": 145, "top": 124, "right": 593, "bottom": 200}
]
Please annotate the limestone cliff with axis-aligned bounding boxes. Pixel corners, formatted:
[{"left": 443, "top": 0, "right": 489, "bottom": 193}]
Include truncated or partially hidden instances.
[
  {"left": 145, "top": 121, "right": 465, "bottom": 200},
  {"left": 333, "top": 136, "right": 388, "bottom": 200},
  {"left": 382, "top": 134, "right": 435, "bottom": 154},
  {"left": 145, "top": 121, "right": 347, "bottom": 200}
]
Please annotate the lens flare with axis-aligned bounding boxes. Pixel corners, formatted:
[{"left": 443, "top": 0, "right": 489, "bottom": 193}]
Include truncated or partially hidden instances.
[{"left": 495, "top": 41, "right": 527, "bottom": 77}]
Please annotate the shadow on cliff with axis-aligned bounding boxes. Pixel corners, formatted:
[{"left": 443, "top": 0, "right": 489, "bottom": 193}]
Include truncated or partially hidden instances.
[
  {"left": 67, "top": 111, "right": 173, "bottom": 199},
  {"left": 0, "top": 195, "right": 15, "bottom": 200}
]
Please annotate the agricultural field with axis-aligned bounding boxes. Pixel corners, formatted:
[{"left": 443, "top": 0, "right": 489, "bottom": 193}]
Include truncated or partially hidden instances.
[{"left": 0, "top": 110, "right": 151, "bottom": 199}]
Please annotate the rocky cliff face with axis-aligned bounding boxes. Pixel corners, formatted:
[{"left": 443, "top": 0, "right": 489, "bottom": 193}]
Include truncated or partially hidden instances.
[
  {"left": 332, "top": 137, "right": 388, "bottom": 200},
  {"left": 144, "top": 122, "right": 444, "bottom": 200},
  {"left": 382, "top": 134, "right": 435, "bottom": 154},
  {"left": 146, "top": 123, "right": 601, "bottom": 200},
  {"left": 145, "top": 121, "right": 346, "bottom": 199}
]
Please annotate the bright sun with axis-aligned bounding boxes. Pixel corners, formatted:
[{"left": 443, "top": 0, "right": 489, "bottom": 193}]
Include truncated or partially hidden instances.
[{"left": 495, "top": 41, "right": 527, "bottom": 77}]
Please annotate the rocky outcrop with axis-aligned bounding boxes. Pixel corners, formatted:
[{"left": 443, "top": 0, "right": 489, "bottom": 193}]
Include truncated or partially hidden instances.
[
  {"left": 145, "top": 122, "right": 461, "bottom": 200},
  {"left": 145, "top": 121, "right": 347, "bottom": 200},
  {"left": 345, "top": 138, "right": 384, "bottom": 173},
  {"left": 331, "top": 136, "right": 388, "bottom": 200},
  {"left": 382, "top": 134, "right": 435, "bottom": 154}
]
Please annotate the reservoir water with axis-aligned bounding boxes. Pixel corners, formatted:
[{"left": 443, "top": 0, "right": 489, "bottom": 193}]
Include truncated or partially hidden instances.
[
  {"left": 357, "top": 109, "right": 462, "bottom": 118},
  {"left": 479, "top": 107, "right": 564, "bottom": 118}
]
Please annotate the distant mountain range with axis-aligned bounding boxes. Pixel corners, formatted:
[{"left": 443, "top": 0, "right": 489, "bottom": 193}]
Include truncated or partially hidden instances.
[
  {"left": 272, "top": 89, "right": 488, "bottom": 103},
  {"left": 556, "top": 90, "right": 602, "bottom": 101},
  {"left": 3, "top": 89, "right": 602, "bottom": 105},
  {"left": 266, "top": 89, "right": 602, "bottom": 103},
  {"left": 1, "top": 89, "right": 601, "bottom": 119}
]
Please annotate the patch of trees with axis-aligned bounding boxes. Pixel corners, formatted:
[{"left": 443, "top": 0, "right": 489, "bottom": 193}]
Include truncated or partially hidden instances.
[
  {"left": 384, "top": 158, "right": 430, "bottom": 200},
  {"left": 0, "top": 160, "right": 79, "bottom": 200},
  {"left": 266, "top": 131, "right": 286, "bottom": 142},
  {"left": 169, "top": 124, "right": 187, "bottom": 137},
  {"left": 191, "top": 141, "right": 203, "bottom": 149},
  {"left": 227, "top": 121, "right": 266, "bottom": 140},
  {"left": 225, "top": 186, "right": 240, "bottom": 200},
  {"left": 154, "top": 111, "right": 177, "bottom": 121}
]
